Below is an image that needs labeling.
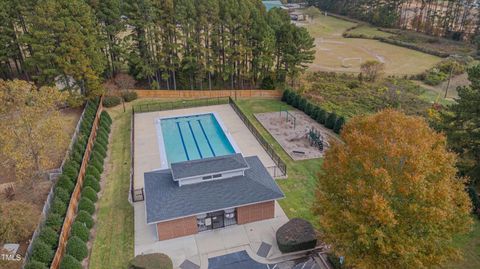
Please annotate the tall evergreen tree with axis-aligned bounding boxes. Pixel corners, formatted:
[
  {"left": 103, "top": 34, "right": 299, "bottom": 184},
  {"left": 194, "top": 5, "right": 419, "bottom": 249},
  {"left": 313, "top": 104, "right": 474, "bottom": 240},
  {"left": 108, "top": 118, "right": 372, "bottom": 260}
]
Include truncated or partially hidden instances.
[{"left": 25, "top": 0, "right": 106, "bottom": 96}]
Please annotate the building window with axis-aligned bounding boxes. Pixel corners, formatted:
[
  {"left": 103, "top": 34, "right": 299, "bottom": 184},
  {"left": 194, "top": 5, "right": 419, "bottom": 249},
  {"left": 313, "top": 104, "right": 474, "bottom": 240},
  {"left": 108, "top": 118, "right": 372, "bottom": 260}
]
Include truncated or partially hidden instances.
[
  {"left": 212, "top": 174, "right": 222, "bottom": 179},
  {"left": 202, "top": 175, "right": 212, "bottom": 180}
]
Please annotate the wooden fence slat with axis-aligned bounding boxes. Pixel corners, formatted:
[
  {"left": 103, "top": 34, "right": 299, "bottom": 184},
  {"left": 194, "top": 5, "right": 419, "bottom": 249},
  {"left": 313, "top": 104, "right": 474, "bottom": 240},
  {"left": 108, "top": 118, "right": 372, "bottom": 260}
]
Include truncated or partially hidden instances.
[{"left": 133, "top": 89, "right": 282, "bottom": 99}]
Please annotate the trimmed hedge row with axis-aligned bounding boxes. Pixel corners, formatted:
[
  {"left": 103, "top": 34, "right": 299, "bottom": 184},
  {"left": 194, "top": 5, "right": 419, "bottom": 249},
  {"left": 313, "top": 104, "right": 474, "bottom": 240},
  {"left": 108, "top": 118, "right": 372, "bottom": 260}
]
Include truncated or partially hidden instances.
[
  {"left": 59, "top": 111, "right": 112, "bottom": 268},
  {"left": 282, "top": 89, "right": 346, "bottom": 134},
  {"left": 25, "top": 99, "right": 100, "bottom": 269}
]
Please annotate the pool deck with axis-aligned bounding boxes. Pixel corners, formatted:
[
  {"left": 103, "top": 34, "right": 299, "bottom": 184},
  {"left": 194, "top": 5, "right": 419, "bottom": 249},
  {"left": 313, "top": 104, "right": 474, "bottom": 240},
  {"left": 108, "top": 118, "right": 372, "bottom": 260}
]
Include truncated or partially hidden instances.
[{"left": 134, "top": 104, "right": 276, "bottom": 189}]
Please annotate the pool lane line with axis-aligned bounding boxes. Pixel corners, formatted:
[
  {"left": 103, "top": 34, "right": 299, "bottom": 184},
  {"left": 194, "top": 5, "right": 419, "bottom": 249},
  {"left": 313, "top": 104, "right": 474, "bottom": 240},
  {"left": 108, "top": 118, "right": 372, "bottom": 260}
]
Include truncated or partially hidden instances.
[
  {"left": 176, "top": 122, "right": 190, "bottom": 160},
  {"left": 187, "top": 121, "right": 203, "bottom": 158},
  {"left": 197, "top": 119, "right": 216, "bottom": 157}
]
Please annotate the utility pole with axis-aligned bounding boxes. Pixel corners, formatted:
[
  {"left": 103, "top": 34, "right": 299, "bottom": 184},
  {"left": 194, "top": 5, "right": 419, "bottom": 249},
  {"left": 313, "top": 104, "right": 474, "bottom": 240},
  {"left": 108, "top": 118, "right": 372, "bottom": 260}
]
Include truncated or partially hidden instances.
[{"left": 444, "top": 65, "right": 454, "bottom": 99}]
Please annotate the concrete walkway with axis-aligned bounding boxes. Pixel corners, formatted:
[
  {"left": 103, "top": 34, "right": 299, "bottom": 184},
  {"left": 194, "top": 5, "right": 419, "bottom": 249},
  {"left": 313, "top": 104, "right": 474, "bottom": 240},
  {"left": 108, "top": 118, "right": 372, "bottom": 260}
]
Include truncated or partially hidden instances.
[
  {"left": 134, "top": 104, "right": 276, "bottom": 189},
  {"left": 135, "top": 202, "right": 289, "bottom": 269}
]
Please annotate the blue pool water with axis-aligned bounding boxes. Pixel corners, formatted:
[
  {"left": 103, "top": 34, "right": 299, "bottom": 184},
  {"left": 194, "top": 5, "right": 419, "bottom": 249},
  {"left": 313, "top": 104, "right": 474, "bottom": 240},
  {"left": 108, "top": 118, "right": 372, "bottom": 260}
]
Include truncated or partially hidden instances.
[{"left": 160, "top": 113, "right": 236, "bottom": 165}]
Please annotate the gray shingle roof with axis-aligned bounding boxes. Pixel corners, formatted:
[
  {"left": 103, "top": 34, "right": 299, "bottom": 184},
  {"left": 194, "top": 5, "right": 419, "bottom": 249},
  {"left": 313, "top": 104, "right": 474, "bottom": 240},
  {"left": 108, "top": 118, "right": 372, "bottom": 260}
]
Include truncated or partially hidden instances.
[
  {"left": 170, "top": 153, "right": 248, "bottom": 180},
  {"left": 144, "top": 156, "right": 284, "bottom": 223}
]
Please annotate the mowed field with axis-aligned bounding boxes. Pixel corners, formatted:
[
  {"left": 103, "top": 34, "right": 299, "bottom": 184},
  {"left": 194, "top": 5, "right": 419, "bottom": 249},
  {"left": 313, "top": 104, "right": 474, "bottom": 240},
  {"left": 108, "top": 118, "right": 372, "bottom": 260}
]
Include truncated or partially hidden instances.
[{"left": 300, "top": 15, "right": 442, "bottom": 75}]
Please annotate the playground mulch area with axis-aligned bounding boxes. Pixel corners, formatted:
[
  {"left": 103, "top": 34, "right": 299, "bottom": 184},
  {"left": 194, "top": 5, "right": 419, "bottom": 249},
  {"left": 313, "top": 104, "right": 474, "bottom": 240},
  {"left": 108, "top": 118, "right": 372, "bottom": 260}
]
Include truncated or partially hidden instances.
[{"left": 254, "top": 110, "right": 339, "bottom": 161}]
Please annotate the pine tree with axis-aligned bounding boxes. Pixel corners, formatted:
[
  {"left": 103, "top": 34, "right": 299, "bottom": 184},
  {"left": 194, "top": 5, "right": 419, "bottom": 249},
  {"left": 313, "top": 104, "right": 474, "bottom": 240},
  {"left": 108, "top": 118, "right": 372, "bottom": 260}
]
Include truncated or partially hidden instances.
[{"left": 25, "top": 0, "right": 106, "bottom": 96}]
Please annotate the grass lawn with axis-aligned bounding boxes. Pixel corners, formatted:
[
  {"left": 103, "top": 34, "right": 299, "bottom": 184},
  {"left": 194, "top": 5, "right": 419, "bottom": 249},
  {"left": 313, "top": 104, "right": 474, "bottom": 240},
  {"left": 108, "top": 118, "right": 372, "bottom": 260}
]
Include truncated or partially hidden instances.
[
  {"left": 88, "top": 98, "right": 180, "bottom": 269},
  {"left": 88, "top": 103, "right": 135, "bottom": 269},
  {"left": 445, "top": 218, "right": 480, "bottom": 269},
  {"left": 235, "top": 98, "right": 323, "bottom": 227},
  {"left": 301, "top": 14, "right": 441, "bottom": 75}
]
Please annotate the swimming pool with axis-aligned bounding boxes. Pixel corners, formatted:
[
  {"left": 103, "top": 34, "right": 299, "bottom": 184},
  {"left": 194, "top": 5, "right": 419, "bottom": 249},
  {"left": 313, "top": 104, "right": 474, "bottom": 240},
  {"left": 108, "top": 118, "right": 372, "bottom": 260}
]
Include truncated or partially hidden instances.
[{"left": 157, "top": 113, "right": 238, "bottom": 167}]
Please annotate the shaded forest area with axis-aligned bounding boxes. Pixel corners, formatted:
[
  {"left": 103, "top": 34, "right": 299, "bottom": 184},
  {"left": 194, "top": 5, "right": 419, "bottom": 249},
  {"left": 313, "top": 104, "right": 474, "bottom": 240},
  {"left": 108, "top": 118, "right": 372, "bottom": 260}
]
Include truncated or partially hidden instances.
[
  {"left": 308, "top": 0, "right": 480, "bottom": 41},
  {"left": 0, "top": 0, "right": 315, "bottom": 92}
]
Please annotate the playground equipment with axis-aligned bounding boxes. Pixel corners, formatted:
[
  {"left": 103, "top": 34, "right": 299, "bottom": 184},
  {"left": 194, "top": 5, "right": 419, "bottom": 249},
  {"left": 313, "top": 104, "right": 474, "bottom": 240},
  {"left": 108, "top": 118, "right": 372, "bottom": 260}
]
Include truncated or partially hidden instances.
[
  {"left": 280, "top": 109, "right": 297, "bottom": 129},
  {"left": 307, "top": 127, "right": 324, "bottom": 151}
]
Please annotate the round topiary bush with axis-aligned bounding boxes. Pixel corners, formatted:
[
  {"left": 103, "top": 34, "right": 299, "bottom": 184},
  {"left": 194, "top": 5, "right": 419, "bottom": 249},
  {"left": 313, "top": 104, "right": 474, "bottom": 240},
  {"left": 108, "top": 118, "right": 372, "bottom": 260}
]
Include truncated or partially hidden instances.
[
  {"left": 75, "top": 210, "right": 94, "bottom": 229},
  {"left": 82, "top": 186, "right": 98, "bottom": 202},
  {"left": 86, "top": 165, "right": 101, "bottom": 181},
  {"left": 54, "top": 187, "right": 71, "bottom": 203},
  {"left": 56, "top": 175, "right": 75, "bottom": 193},
  {"left": 51, "top": 197, "right": 67, "bottom": 216},
  {"left": 38, "top": 226, "right": 59, "bottom": 248},
  {"left": 83, "top": 175, "right": 100, "bottom": 192},
  {"left": 128, "top": 253, "right": 173, "bottom": 269},
  {"left": 71, "top": 221, "right": 90, "bottom": 242},
  {"left": 276, "top": 218, "right": 317, "bottom": 253},
  {"left": 62, "top": 166, "right": 78, "bottom": 179},
  {"left": 102, "top": 95, "right": 122, "bottom": 107},
  {"left": 122, "top": 91, "right": 138, "bottom": 102},
  {"left": 89, "top": 158, "right": 104, "bottom": 174},
  {"left": 59, "top": 254, "right": 82, "bottom": 269},
  {"left": 24, "top": 260, "right": 48, "bottom": 269},
  {"left": 45, "top": 213, "right": 63, "bottom": 232},
  {"left": 66, "top": 236, "right": 88, "bottom": 261},
  {"left": 78, "top": 197, "right": 95, "bottom": 215},
  {"left": 31, "top": 239, "right": 54, "bottom": 264},
  {"left": 101, "top": 111, "right": 112, "bottom": 123}
]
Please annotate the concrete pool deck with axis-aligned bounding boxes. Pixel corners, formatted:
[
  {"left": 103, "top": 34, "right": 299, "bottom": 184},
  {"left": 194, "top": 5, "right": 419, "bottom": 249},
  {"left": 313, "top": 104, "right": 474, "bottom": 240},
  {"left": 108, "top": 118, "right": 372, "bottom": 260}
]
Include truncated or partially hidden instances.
[
  {"left": 134, "top": 201, "right": 290, "bottom": 269},
  {"left": 133, "top": 104, "right": 276, "bottom": 189}
]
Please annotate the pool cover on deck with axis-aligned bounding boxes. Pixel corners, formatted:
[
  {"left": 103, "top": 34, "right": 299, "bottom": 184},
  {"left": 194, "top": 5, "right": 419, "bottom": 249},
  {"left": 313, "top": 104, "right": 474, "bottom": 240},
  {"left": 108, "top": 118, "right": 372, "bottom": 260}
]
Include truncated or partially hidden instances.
[{"left": 208, "top": 250, "right": 322, "bottom": 269}]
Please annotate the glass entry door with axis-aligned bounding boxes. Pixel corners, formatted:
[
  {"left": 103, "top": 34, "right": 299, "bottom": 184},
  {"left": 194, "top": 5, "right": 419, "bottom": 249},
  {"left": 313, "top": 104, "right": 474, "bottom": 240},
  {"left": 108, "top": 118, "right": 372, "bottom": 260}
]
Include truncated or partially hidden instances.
[{"left": 211, "top": 215, "right": 224, "bottom": 229}]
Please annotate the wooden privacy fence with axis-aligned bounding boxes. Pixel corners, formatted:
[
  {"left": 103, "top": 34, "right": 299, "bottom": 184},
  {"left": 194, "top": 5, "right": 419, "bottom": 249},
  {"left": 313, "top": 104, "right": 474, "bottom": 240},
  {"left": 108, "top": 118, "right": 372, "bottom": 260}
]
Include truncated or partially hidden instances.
[
  {"left": 50, "top": 98, "right": 103, "bottom": 269},
  {"left": 134, "top": 89, "right": 282, "bottom": 99}
]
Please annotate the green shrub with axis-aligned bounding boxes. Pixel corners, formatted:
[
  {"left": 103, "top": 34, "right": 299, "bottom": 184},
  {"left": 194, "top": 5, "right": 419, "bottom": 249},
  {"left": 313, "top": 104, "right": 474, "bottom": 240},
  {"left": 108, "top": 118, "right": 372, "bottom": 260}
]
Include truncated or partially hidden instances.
[
  {"left": 93, "top": 142, "right": 108, "bottom": 155},
  {"left": 63, "top": 161, "right": 80, "bottom": 174},
  {"left": 316, "top": 109, "right": 327, "bottom": 125},
  {"left": 45, "top": 213, "right": 63, "bottom": 232},
  {"left": 84, "top": 175, "right": 101, "bottom": 192},
  {"left": 292, "top": 93, "right": 301, "bottom": 108},
  {"left": 56, "top": 175, "right": 75, "bottom": 193},
  {"left": 101, "top": 111, "right": 112, "bottom": 123},
  {"left": 276, "top": 218, "right": 317, "bottom": 253},
  {"left": 298, "top": 98, "right": 307, "bottom": 111},
  {"left": 71, "top": 221, "right": 90, "bottom": 242},
  {"left": 60, "top": 254, "right": 82, "bottom": 269},
  {"left": 122, "top": 91, "right": 138, "bottom": 102},
  {"left": 103, "top": 95, "right": 122, "bottom": 107},
  {"left": 82, "top": 186, "right": 98, "bottom": 202},
  {"left": 76, "top": 210, "right": 94, "bottom": 229},
  {"left": 424, "top": 70, "right": 447, "bottom": 86},
  {"left": 31, "top": 239, "right": 54, "bottom": 264},
  {"left": 305, "top": 102, "right": 313, "bottom": 116},
  {"left": 325, "top": 112, "right": 337, "bottom": 129},
  {"left": 54, "top": 187, "right": 71, "bottom": 203},
  {"left": 128, "top": 253, "right": 173, "bottom": 269},
  {"left": 281, "top": 89, "right": 291, "bottom": 104},
  {"left": 24, "top": 260, "right": 48, "bottom": 269},
  {"left": 38, "top": 226, "right": 59, "bottom": 248},
  {"left": 85, "top": 166, "right": 101, "bottom": 181},
  {"left": 333, "top": 116, "right": 346, "bottom": 134},
  {"left": 78, "top": 197, "right": 95, "bottom": 215},
  {"left": 51, "top": 197, "right": 68, "bottom": 216},
  {"left": 89, "top": 158, "right": 104, "bottom": 174},
  {"left": 62, "top": 166, "right": 78, "bottom": 179},
  {"left": 66, "top": 236, "right": 88, "bottom": 261},
  {"left": 260, "top": 76, "right": 275, "bottom": 90}
]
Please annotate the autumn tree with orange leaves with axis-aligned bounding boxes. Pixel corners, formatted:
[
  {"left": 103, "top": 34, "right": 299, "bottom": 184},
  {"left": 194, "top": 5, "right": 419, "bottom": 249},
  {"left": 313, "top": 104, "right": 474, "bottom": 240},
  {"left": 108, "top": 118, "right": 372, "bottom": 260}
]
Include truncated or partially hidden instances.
[{"left": 315, "top": 109, "right": 473, "bottom": 269}]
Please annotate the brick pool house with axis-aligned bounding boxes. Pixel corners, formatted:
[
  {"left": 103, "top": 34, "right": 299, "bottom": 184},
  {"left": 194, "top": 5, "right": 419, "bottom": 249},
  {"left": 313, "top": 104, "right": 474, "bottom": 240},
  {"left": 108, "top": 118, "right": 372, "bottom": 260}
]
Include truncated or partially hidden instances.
[{"left": 144, "top": 153, "right": 285, "bottom": 241}]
